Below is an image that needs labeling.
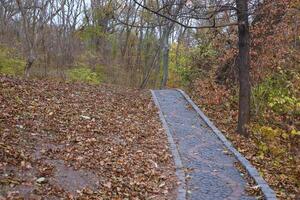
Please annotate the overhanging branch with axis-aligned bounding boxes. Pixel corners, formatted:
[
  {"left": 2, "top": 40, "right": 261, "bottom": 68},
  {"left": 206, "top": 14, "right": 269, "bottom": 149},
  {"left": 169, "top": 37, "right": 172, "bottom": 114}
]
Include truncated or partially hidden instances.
[{"left": 132, "top": 0, "right": 238, "bottom": 29}]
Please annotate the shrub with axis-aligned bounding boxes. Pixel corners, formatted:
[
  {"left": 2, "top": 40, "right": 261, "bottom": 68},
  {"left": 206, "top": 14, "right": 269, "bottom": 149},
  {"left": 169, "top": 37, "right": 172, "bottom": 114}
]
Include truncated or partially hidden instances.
[
  {"left": 252, "top": 71, "right": 299, "bottom": 116},
  {"left": 168, "top": 42, "right": 217, "bottom": 87},
  {"left": 252, "top": 125, "right": 299, "bottom": 159},
  {"left": 67, "top": 67, "right": 101, "bottom": 84},
  {"left": 168, "top": 43, "right": 191, "bottom": 86}
]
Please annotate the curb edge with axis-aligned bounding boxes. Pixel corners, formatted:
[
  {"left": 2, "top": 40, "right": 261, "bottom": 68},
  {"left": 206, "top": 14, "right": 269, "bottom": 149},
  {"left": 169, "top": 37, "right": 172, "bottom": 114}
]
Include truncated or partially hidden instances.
[
  {"left": 151, "top": 90, "right": 187, "bottom": 200},
  {"left": 176, "top": 89, "right": 277, "bottom": 200}
]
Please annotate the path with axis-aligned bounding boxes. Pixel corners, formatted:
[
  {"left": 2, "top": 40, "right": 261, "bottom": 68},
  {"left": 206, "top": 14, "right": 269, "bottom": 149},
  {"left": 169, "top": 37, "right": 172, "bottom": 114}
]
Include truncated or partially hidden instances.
[{"left": 152, "top": 89, "right": 263, "bottom": 200}]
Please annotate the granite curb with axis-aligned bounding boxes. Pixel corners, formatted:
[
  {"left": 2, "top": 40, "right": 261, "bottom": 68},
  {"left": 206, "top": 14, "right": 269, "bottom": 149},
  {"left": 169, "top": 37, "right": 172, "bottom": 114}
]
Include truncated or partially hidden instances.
[
  {"left": 151, "top": 90, "right": 187, "bottom": 200},
  {"left": 176, "top": 89, "right": 277, "bottom": 200}
]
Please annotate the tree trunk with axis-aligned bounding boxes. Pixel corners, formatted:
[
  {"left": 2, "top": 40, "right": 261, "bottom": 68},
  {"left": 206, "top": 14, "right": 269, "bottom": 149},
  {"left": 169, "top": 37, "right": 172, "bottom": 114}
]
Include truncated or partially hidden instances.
[
  {"left": 24, "top": 49, "right": 35, "bottom": 78},
  {"left": 24, "top": 60, "right": 34, "bottom": 78},
  {"left": 161, "top": 27, "right": 170, "bottom": 88},
  {"left": 140, "top": 46, "right": 160, "bottom": 89},
  {"left": 236, "top": 0, "right": 251, "bottom": 136}
]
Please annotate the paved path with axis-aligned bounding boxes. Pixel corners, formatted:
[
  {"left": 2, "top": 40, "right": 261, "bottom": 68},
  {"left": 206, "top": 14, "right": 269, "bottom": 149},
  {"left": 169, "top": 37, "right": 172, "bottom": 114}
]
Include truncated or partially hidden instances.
[{"left": 153, "top": 90, "right": 256, "bottom": 200}]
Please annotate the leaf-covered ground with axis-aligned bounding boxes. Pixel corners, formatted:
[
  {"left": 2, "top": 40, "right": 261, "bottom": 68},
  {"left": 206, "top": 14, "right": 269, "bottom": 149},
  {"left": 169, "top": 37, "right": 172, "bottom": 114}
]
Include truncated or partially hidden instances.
[
  {"left": 0, "top": 76, "right": 177, "bottom": 199},
  {"left": 189, "top": 78, "right": 299, "bottom": 200}
]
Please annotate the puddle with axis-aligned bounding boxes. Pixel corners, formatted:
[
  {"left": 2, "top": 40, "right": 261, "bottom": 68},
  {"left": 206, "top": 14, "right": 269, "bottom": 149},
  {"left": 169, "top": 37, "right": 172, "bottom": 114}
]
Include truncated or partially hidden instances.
[
  {"left": 1, "top": 140, "right": 100, "bottom": 198},
  {"left": 48, "top": 160, "right": 99, "bottom": 195},
  {"left": 0, "top": 165, "right": 36, "bottom": 199},
  {"left": 33, "top": 142, "right": 99, "bottom": 196}
]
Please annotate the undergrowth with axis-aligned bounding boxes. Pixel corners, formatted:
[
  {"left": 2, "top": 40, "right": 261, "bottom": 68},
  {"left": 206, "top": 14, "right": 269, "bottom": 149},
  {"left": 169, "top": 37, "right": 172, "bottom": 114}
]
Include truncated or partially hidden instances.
[
  {"left": 67, "top": 67, "right": 101, "bottom": 84},
  {"left": 0, "top": 45, "right": 25, "bottom": 76},
  {"left": 186, "top": 70, "right": 299, "bottom": 199}
]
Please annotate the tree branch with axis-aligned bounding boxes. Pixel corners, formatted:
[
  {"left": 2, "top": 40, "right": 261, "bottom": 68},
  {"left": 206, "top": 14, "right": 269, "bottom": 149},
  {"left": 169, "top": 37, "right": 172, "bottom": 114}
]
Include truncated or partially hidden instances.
[{"left": 132, "top": 0, "right": 238, "bottom": 29}]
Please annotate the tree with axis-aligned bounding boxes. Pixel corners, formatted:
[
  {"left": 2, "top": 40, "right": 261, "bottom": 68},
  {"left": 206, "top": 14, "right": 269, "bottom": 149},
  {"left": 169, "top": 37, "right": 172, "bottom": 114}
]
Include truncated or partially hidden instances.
[
  {"left": 236, "top": 0, "right": 250, "bottom": 136},
  {"left": 15, "top": 0, "right": 62, "bottom": 78},
  {"left": 133, "top": 0, "right": 251, "bottom": 136}
]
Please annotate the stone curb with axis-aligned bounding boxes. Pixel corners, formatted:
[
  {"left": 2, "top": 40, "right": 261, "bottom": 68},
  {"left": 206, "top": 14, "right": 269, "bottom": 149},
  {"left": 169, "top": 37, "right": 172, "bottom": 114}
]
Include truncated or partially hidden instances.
[
  {"left": 176, "top": 89, "right": 277, "bottom": 200},
  {"left": 151, "top": 90, "right": 187, "bottom": 200}
]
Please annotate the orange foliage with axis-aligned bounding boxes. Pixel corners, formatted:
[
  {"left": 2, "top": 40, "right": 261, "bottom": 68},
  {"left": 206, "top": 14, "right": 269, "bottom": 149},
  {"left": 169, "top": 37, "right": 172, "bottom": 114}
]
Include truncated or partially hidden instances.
[
  {"left": 251, "top": 0, "right": 300, "bottom": 82},
  {"left": 189, "top": 1, "right": 300, "bottom": 198}
]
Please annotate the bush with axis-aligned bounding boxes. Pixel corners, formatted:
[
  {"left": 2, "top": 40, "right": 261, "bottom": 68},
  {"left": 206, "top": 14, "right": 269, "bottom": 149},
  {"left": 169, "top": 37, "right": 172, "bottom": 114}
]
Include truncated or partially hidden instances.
[
  {"left": 168, "top": 43, "right": 191, "bottom": 86},
  {"left": 252, "top": 125, "right": 299, "bottom": 159},
  {"left": 168, "top": 42, "right": 217, "bottom": 87},
  {"left": 252, "top": 71, "right": 299, "bottom": 116},
  {"left": 67, "top": 67, "right": 101, "bottom": 84}
]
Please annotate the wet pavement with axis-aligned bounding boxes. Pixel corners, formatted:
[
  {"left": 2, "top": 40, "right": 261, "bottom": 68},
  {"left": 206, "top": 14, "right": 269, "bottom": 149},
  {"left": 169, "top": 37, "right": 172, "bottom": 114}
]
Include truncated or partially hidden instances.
[{"left": 154, "top": 90, "right": 256, "bottom": 200}]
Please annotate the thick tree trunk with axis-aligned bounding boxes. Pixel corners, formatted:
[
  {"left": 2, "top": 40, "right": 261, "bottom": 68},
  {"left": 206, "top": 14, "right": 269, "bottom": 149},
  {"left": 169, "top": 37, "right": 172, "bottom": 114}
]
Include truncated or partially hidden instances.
[{"left": 236, "top": 0, "right": 251, "bottom": 136}]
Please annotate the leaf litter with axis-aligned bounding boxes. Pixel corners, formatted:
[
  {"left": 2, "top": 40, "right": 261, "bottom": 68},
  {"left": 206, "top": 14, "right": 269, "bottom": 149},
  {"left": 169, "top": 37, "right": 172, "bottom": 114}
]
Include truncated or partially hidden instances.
[{"left": 0, "top": 76, "right": 177, "bottom": 199}]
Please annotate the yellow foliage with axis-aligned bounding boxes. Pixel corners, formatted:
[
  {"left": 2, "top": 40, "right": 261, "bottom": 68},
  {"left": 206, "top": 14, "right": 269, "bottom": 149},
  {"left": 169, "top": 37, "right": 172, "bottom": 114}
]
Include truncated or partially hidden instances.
[
  {"left": 291, "top": 129, "right": 300, "bottom": 136},
  {"left": 252, "top": 125, "right": 299, "bottom": 158},
  {"left": 255, "top": 126, "right": 281, "bottom": 140}
]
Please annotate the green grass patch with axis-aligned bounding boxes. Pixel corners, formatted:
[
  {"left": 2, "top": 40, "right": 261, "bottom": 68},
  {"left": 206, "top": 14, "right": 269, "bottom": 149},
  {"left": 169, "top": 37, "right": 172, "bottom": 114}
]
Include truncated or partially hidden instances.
[
  {"left": 0, "top": 45, "right": 25, "bottom": 76},
  {"left": 67, "top": 67, "right": 101, "bottom": 84}
]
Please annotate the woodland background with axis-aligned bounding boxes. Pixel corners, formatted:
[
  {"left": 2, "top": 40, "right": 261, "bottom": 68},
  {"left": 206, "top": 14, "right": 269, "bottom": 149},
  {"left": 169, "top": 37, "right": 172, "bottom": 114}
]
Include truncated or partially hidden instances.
[{"left": 0, "top": 0, "right": 299, "bottom": 199}]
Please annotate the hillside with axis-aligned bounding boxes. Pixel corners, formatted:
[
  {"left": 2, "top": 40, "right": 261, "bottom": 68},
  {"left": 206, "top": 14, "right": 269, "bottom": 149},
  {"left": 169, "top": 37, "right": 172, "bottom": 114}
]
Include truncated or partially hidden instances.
[{"left": 0, "top": 76, "right": 176, "bottom": 199}]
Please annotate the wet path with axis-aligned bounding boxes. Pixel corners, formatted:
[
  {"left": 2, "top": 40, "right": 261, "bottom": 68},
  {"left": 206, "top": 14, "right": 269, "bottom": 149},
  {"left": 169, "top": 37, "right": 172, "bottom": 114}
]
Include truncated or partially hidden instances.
[{"left": 153, "top": 90, "right": 256, "bottom": 200}]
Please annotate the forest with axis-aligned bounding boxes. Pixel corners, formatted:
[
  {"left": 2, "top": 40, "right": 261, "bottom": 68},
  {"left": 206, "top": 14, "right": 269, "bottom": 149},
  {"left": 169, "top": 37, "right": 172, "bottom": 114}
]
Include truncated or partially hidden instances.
[{"left": 0, "top": 0, "right": 299, "bottom": 199}]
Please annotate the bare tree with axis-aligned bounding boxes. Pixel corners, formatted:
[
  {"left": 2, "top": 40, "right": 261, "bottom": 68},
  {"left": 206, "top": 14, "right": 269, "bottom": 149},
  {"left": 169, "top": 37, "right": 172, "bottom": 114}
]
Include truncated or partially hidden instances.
[
  {"left": 16, "top": 0, "right": 62, "bottom": 78},
  {"left": 132, "top": 0, "right": 251, "bottom": 136},
  {"left": 0, "top": 1, "right": 18, "bottom": 38}
]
